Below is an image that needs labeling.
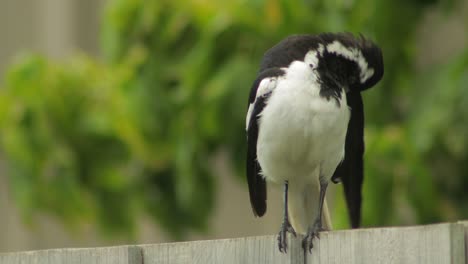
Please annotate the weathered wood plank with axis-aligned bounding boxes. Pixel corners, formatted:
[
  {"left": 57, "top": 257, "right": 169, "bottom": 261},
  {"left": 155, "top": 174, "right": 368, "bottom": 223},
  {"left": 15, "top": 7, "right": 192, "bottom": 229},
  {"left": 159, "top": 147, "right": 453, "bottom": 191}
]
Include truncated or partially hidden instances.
[
  {"left": 306, "top": 222, "right": 465, "bottom": 264},
  {"left": 0, "top": 245, "right": 142, "bottom": 264},
  {"left": 140, "top": 222, "right": 465, "bottom": 264},
  {"left": 0, "top": 222, "right": 465, "bottom": 264},
  {"left": 458, "top": 221, "right": 468, "bottom": 264},
  {"left": 141, "top": 235, "right": 304, "bottom": 264}
]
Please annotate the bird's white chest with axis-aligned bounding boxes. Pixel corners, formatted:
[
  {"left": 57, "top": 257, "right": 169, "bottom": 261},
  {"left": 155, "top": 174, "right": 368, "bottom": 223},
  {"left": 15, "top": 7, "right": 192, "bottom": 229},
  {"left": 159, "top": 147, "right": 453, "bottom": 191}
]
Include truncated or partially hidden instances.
[{"left": 256, "top": 64, "right": 350, "bottom": 183}]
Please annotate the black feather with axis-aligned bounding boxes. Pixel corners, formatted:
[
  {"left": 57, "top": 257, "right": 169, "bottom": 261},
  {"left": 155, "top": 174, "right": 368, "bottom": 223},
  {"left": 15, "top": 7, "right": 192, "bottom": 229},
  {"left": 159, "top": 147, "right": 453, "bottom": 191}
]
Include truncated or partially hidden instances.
[
  {"left": 246, "top": 68, "right": 286, "bottom": 217},
  {"left": 332, "top": 91, "right": 364, "bottom": 228},
  {"left": 246, "top": 93, "right": 269, "bottom": 217},
  {"left": 260, "top": 35, "right": 322, "bottom": 71}
]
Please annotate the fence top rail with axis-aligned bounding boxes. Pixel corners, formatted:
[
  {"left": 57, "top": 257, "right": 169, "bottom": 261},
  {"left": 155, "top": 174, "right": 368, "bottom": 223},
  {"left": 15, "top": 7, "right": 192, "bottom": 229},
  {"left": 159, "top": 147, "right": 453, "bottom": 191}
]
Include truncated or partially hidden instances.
[{"left": 1, "top": 221, "right": 467, "bottom": 264}]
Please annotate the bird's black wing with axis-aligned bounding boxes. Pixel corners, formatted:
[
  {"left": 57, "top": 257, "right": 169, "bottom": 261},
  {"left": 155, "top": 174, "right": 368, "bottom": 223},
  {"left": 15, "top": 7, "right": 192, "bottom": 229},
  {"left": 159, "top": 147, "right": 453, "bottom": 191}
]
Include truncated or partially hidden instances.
[
  {"left": 246, "top": 68, "right": 285, "bottom": 217},
  {"left": 331, "top": 90, "right": 364, "bottom": 228}
]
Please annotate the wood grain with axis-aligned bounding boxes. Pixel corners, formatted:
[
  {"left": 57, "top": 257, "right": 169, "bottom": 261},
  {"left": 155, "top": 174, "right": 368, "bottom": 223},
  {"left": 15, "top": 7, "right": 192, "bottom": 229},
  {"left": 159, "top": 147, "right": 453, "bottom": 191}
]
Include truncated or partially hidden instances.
[
  {"left": 0, "top": 222, "right": 465, "bottom": 264},
  {"left": 0, "top": 245, "right": 142, "bottom": 264},
  {"left": 306, "top": 222, "right": 465, "bottom": 264}
]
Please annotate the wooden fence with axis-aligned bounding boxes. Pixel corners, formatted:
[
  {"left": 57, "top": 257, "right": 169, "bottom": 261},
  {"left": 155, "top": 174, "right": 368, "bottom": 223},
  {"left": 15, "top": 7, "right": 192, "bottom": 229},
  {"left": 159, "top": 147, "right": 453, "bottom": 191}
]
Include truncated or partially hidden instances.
[{"left": 1, "top": 221, "right": 466, "bottom": 263}]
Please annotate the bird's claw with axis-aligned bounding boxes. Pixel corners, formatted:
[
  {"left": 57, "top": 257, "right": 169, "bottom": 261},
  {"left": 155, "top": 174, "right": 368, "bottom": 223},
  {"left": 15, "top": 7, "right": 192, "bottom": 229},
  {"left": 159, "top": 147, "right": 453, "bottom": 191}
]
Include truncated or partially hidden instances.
[
  {"left": 277, "top": 221, "right": 296, "bottom": 253},
  {"left": 302, "top": 221, "right": 326, "bottom": 253}
]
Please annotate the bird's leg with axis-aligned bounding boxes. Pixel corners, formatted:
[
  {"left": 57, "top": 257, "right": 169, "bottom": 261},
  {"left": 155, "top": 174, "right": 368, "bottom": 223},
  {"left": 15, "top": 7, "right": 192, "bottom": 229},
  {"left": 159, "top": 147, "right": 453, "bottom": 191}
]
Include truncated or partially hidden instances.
[
  {"left": 302, "top": 180, "right": 328, "bottom": 253},
  {"left": 277, "top": 180, "right": 296, "bottom": 253}
]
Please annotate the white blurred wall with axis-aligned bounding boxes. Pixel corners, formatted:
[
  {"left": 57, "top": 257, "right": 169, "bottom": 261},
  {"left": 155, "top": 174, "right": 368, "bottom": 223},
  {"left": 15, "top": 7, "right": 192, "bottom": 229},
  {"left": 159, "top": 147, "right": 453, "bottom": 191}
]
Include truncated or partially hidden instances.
[{"left": 0, "top": 0, "right": 105, "bottom": 78}]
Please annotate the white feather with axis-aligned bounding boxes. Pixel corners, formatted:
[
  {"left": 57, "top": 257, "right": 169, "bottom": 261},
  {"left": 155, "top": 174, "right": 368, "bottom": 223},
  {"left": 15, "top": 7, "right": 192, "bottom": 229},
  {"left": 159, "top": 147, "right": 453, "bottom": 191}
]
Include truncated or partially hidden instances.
[
  {"left": 303, "top": 44, "right": 324, "bottom": 68},
  {"left": 245, "top": 77, "right": 283, "bottom": 130},
  {"left": 246, "top": 103, "right": 254, "bottom": 130},
  {"left": 256, "top": 57, "right": 350, "bottom": 233},
  {"left": 326, "top": 41, "right": 374, "bottom": 83}
]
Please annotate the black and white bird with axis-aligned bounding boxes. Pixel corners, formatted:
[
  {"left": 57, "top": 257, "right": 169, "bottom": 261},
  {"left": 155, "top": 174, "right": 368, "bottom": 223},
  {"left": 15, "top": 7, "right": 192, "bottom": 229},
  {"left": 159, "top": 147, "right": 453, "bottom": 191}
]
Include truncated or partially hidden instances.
[{"left": 245, "top": 33, "right": 384, "bottom": 253}]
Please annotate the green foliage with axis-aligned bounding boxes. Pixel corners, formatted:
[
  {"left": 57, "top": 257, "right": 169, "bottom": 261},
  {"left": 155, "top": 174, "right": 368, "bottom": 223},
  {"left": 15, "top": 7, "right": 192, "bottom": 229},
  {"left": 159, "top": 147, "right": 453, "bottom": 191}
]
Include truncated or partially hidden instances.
[
  {"left": 0, "top": 0, "right": 467, "bottom": 238},
  {"left": 0, "top": 55, "right": 138, "bottom": 235}
]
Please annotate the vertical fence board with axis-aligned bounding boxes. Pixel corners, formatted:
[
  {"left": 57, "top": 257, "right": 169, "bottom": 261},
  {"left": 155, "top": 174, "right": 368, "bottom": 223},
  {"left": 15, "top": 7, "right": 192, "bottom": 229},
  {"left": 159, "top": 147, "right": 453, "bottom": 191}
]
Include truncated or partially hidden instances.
[
  {"left": 459, "top": 221, "right": 468, "bottom": 264},
  {"left": 141, "top": 235, "right": 303, "bottom": 264},
  {"left": 306, "top": 222, "right": 464, "bottom": 264},
  {"left": 0, "top": 245, "right": 142, "bottom": 264}
]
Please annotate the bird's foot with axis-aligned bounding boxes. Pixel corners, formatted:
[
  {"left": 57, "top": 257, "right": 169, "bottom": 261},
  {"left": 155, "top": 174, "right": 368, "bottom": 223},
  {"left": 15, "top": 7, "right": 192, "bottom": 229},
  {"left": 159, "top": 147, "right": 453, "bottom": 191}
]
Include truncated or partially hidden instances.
[
  {"left": 302, "top": 220, "right": 326, "bottom": 253},
  {"left": 277, "top": 220, "right": 296, "bottom": 253}
]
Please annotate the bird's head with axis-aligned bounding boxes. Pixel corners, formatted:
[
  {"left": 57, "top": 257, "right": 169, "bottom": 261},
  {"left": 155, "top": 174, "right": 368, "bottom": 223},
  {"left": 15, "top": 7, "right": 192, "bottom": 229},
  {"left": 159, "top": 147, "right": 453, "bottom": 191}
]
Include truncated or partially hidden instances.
[{"left": 312, "top": 33, "right": 384, "bottom": 92}]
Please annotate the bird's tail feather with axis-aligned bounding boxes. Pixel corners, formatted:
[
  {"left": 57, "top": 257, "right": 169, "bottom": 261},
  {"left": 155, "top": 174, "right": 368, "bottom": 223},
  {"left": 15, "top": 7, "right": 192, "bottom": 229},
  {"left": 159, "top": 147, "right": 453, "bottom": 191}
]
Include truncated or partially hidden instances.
[{"left": 288, "top": 182, "right": 332, "bottom": 234}]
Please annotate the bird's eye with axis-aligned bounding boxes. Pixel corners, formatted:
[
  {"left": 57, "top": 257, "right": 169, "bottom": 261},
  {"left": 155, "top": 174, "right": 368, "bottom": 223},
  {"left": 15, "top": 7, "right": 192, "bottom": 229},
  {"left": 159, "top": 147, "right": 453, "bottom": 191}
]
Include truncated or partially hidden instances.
[{"left": 309, "top": 64, "right": 314, "bottom": 68}]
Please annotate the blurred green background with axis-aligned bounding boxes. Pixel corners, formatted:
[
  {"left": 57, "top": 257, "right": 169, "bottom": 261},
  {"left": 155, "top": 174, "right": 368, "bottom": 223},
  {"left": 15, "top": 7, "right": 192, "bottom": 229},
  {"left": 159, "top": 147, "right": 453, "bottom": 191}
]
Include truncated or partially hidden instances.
[{"left": 0, "top": 0, "right": 467, "bottom": 250}]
